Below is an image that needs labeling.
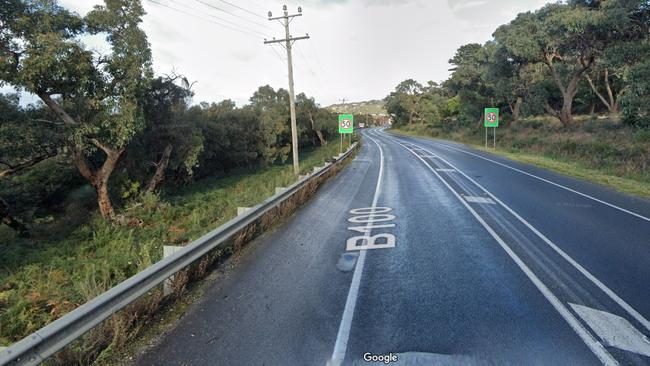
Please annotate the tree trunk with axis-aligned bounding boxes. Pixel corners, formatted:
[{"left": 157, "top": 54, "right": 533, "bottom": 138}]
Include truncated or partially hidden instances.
[
  {"left": 146, "top": 144, "right": 173, "bottom": 193},
  {"left": 509, "top": 97, "right": 523, "bottom": 122},
  {"left": 72, "top": 142, "right": 125, "bottom": 220},
  {"left": 0, "top": 197, "right": 29, "bottom": 237},
  {"left": 560, "top": 92, "right": 574, "bottom": 125},
  {"left": 585, "top": 68, "right": 620, "bottom": 121},
  {"left": 546, "top": 54, "right": 593, "bottom": 126},
  {"left": 95, "top": 181, "right": 115, "bottom": 219},
  {"left": 308, "top": 112, "right": 327, "bottom": 146}
]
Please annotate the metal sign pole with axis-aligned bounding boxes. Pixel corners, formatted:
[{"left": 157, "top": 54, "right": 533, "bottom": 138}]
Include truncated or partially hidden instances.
[
  {"left": 485, "top": 127, "right": 488, "bottom": 148},
  {"left": 493, "top": 127, "right": 496, "bottom": 149},
  {"left": 339, "top": 133, "right": 342, "bottom": 154}
]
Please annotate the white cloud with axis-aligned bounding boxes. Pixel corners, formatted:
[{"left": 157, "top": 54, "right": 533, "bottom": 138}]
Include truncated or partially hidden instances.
[{"left": 3, "top": 0, "right": 551, "bottom": 107}]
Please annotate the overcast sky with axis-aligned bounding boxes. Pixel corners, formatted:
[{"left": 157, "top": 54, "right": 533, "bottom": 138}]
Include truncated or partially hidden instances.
[{"left": 4, "top": 0, "right": 550, "bottom": 107}]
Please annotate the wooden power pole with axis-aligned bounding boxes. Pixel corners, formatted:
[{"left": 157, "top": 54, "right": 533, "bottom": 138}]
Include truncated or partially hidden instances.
[{"left": 264, "top": 5, "right": 310, "bottom": 176}]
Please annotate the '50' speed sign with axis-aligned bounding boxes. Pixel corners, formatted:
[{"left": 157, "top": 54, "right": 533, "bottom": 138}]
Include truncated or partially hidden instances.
[
  {"left": 339, "top": 114, "right": 354, "bottom": 134},
  {"left": 484, "top": 108, "right": 499, "bottom": 127}
]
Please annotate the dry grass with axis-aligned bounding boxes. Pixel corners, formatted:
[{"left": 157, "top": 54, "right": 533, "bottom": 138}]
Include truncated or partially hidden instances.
[{"left": 392, "top": 119, "right": 650, "bottom": 200}]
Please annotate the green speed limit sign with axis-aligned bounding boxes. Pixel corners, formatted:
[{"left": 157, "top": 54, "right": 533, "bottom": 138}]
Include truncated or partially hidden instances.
[
  {"left": 484, "top": 108, "right": 499, "bottom": 127},
  {"left": 339, "top": 114, "right": 354, "bottom": 134}
]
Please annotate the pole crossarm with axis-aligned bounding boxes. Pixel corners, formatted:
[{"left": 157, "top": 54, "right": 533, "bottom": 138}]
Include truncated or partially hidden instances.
[
  {"left": 268, "top": 13, "right": 302, "bottom": 21},
  {"left": 263, "top": 35, "right": 310, "bottom": 44}
]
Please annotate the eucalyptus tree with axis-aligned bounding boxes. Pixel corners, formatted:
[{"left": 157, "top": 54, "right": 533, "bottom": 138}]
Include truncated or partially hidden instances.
[
  {"left": 0, "top": 0, "right": 153, "bottom": 218},
  {"left": 494, "top": 3, "right": 607, "bottom": 125}
]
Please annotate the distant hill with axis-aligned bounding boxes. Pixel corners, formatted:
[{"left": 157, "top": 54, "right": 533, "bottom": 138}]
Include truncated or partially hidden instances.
[{"left": 326, "top": 100, "right": 387, "bottom": 115}]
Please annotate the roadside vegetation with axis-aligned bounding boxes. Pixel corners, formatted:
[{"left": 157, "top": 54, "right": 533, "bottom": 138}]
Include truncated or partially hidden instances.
[
  {"left": 384, "top": 0, "right": 650, "bottom": 199},
  {"left": 393, "top": 119, "right": 650, "bottom": 199},
  {"left": 0, "top": 142, "right": 342, "bottom": 353},
  {"left": 0, "top": 0, "right": 356, "bottom": 361}
]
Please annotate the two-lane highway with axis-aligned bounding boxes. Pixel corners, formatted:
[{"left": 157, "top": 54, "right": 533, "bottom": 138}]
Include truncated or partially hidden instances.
[{"left": 135, "top": 128, "right": 650, "bottom": 365}]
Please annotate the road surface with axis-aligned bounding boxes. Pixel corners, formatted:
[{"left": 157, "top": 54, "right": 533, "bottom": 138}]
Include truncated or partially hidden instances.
[{"left": 136, "top": 128, "right": 650, "bottom": 365}]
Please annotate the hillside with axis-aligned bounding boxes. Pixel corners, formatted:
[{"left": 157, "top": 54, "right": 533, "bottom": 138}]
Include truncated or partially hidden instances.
[{"left": 326, "top": 100, "right": 387, "bottom": 115}]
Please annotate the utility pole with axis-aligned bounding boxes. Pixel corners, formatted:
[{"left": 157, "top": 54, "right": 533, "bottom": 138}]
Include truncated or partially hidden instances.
[{"left": 264, "top": 5, "right": 310, "bottom": 176}]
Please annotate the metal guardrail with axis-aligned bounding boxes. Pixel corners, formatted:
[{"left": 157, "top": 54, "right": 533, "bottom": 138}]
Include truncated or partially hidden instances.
[{"left": 0, "top": 143, "right": 358, "bottom": 366}]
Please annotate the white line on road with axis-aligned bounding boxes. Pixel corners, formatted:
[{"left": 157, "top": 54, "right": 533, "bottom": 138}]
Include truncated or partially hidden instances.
[
  {"left": 464, "top": 196, "right": 496, "bottom": 204},
  {"left": 428, "top": 139, "right": 650, "bottom": 223},
  {"left": 329, "top": 130, "right": 385, "bottom": 366},
  {"left": 384, "top": 132, "right": 650, "bottom": 335},
  {"left": 570, "top": 303, "right": 650, "bottom": 357},
  {"left": 387, "top": 136, "right": 618, "bottom": 365}
]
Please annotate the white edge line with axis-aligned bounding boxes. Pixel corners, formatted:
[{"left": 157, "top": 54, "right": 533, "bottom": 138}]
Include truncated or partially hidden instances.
[
  {"left": 385, "top": 135, "right": 617, "bottom": 366},
  {"left": 329, "top": 130, "right": 385, "bottom": 365},
  {"left": 426, "top": 138, "right": 650, "bottom": 223},
  {"left": 387, "top": 132, "right": 650, "bottom": 334}
]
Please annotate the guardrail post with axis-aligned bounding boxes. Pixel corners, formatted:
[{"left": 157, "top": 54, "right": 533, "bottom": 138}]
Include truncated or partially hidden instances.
[
  {"left": 237, "top": 207, "right": 251, "bottom": 216},
  {"left": 163, "top": 246, "right": 183, "bottom": 296}
]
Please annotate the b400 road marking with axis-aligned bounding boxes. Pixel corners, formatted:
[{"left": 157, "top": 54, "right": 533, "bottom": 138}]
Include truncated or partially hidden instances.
[{"left": 346, "top": 206, "right": 396, "bottom": 251}]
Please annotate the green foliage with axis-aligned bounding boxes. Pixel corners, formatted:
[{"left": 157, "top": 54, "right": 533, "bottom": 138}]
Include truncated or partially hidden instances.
[
  {"left": 387, "top": 0, "right": 650, "bottom": 127},
  {"left": 621, "top": 60, "right": 650, "bottom": 127},
  {"left": 385, "top": 80, "right": 451, "bottom": 126},
  {"left": 0, "top": 142, "right": 341, "bottom": 348}
]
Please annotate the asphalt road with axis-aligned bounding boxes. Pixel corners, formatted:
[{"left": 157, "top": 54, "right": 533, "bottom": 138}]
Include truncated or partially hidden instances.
[{"left": 136, "top": 128, "right": 650, "bottom": 366}]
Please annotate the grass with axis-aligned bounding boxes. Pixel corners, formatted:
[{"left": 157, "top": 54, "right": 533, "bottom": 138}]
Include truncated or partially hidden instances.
[
  {"left": 0, "top": 141, "right": 346, "bottom": 355},
  {"left": 391, "top": 119, "right": 650, "bottom": 200}
]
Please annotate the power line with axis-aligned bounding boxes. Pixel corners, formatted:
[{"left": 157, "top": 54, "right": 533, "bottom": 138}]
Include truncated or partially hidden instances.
[
  {"left": 213, "top": 0, "right": 267, "bottom": 20},
  {"left": 270, "top": 45, "right": 286, "bottom": 65},
  {"left": 168, "top": 0, "right": 266, "bottom": 37},
  {"left": 296, "top": 46, "right": 317, "bottom": 77},
  {"left": 239, "top": 0, "right": 267, "bottom": 12},
  {"left": 146, "top": 0, "right": 261, "bottom": 39},
  {"left": 193, "top": 0, "right": 272, "bottom": 31}
]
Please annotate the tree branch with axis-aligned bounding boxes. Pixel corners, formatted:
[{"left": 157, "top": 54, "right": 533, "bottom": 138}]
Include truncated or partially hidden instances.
[
  {"left": 89, "top": 138, "right": 114, "bottom": 155},
  {"left": 36, "top": 93, "right": 79, "bottom": 126},
  {"left": 0, "top": 152, "right": 57, "bottom": 180},
  {"left": 30, "top": 118, "right": 64, "bottom": 125},
  {"left": 584, "top": 73, "right": 612, "bottom": 110}
]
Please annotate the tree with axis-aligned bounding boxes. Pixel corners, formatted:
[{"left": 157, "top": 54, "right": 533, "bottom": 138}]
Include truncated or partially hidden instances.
[
  {"left": 445, "top": 43, "right": 494, "bottom": 125},
  {"left": 249, "top": 85, "right": 291, "bottom": 165},
  {"left": 582, "top": 0, "right": 650, "bottom": 120},
  {"left": 132, "top": 75, "right": 203, "bottom": 193},
  {"left": 0, "top": 93, "right": 63, "bottom": 235},
  {"left": 296, "top": 93, "right": 335, "bottom": 147},
  {"left": 385, "top": 79, "right": 426, "bottom": 125},
  {"left": 494, "top": 3, "right": 605, "bottom": 125},
  {"left": 0, "top": 0, "right": 153, "bottom": 218}
]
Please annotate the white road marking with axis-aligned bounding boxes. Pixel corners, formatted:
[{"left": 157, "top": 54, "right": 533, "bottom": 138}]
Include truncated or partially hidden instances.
[
  {"left": 464, "top": 196, "right": 496, "bottom": 204},
  {"left": 329, "top": 131, "right": 385, "bottom": 365},
  {"left": 388, "top": 136, "right": 618, "bottom": 365},
  {"left": 346, "top": 233, "right": 396, "bottom": 251},
  {"left": 570, "top": 303, "right": 650, "bottom": 357},
  {"left": 419, "top": 155, "right": 439, "bottom": 158},
  {"left": 436, "top": 168, "right": 456, "bottom": 172},
  {"left": 430, "top": 140, "right": 650, "bottom": 223},
  {"left": 381, "top": 132, "right": 650, "bottom": 335}
]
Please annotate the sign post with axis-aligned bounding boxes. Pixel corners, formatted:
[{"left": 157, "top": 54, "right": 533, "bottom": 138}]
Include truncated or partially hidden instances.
[
  {"left": 484, "top": 108, "right": 499, "bottom": 149},
  {"left": 339, "top": 114, "right": 354, "bottom": 153}
]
